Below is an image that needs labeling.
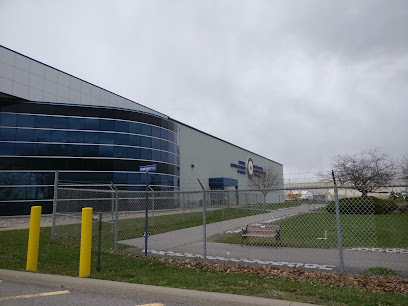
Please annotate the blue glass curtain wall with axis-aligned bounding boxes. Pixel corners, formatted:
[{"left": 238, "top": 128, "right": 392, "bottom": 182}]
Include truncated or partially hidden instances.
[
  {"left": 0, "top": 101, "right": 180, "bottom": 215},
  {"left": 0, "top": 114, "right": 179, "bottom": 156},
  {"left": 0, "top": 102, "right": 179, "bottom": 135},
  {"left": 0, "top": 112, "right": 179, "bottom": 164},
  {"left": 0, "top": 171, "right": 179, "bottom": 216}
]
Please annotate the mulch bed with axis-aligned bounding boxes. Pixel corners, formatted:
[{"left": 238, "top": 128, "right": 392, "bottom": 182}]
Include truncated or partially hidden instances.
[{"left": 109, "top": 250, "right": 408, "bottom": 295}]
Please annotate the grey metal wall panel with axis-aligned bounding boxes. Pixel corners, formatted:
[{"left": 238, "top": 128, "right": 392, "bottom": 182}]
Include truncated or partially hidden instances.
[
  {"left": 0, "top": 45, "right": 166, "bottom": 118},
  {"left": 178, "top": 123, "right": 284, "bottom": 202}
]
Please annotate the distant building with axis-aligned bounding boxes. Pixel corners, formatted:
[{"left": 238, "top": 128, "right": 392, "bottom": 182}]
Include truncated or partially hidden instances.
[
  {"left": 284, "top": 181, "right": 402, "bottom": 201},
  {"left": 284, "top": 190, "right": 314, "bottom": 201}
]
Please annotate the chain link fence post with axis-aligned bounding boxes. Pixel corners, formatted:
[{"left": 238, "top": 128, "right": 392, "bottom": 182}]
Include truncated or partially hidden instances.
[
  {"left": 263, "top": 192, "right": 266, "bottom": 212},
  {"left": 96, "top": 212, "right": 102, "bottom": 274},
  {"left": 224, "top": 190, "right": 227, "bottom": 215},
  {"left": 51, "top": 170, "right": 58, "bottom": 240},
  {"left": 245, "top": 191, "right": 248, "bottom": 208},
  {"left": 144, "top": 173, "right": 149, "bottom": 256},
  {"left": 333, "top": 171, "right": 345, "bottom": 275},
  {"left": 110, "top": 190, "right": 115, "bottom": 233},
  {"left": 203, "top": 190, "right": 207, "bottom": 263},
  {"left": 152, "top": 189, "right": 155, "bottom": 227},
  {"left": 182, "top": 192, "right": 185, "bottom": 222},
  {"left": 114, "top": 187, "right": 119, "bottom": 252}
]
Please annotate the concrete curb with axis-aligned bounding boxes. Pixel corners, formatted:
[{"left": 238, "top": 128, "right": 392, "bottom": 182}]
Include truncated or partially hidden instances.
[{"left": 0, "top": 269, "right": 317, "bottom": 306}]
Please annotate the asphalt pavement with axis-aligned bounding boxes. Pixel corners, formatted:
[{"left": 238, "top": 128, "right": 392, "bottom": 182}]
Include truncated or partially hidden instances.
[{"left": 0, "top": 269, "right": 316, "bottom": 306}]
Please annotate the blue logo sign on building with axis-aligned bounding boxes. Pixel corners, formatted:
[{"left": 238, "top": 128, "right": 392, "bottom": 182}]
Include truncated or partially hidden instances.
[
  {"left": 139, "top": 164, "right": 157, "bottom": 172},
  {"left": 230, "top": 158, "right": 264, "bottom": 178}
]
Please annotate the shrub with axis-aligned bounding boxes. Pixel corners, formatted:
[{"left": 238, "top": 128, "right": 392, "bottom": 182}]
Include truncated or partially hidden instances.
[{"left": 326, "top": 197, "right": 397, "bottom": 215}]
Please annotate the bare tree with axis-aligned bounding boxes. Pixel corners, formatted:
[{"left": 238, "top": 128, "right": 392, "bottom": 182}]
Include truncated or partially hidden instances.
[
  {"left": 249, "top": 167, "right": 282, "bottom": 208},
  {"left": 249, "top": 167, "right": 282, "bottom": 191},
  {"left": 326, "top": 149, "right": 395, "bottom": 197}
]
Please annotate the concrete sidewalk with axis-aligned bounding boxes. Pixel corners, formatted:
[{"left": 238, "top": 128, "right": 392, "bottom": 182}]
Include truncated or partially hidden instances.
[
  {"left": 167, "top": 242, "right": 408, "bottom": 276},
  {"left": 0, "top": 269, "right": 317, "bottom": 306},
  {"left": 120, "top": 204, "right": 408, "bottom": 276},
  {"left": 120, "top": 205, "right": 316, "bottom": 250}
]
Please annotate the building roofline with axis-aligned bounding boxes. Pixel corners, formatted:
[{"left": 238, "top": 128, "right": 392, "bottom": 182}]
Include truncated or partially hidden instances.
[
  {"left": 0, "top": 99, "right": 171, "bottom": 122},
  {"left": 1, "top": 44, "right": 282, "bottom": 167},
  {"left": 171, "top": 118, "right": 283, "bottom": 166},
  {"left": 0, "top": 44, "right": 168, "bottom": 119}
]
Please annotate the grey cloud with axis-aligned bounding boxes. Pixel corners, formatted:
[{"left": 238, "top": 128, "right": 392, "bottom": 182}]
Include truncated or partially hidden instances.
[{"left": 0, "top": 0, "right": 407, "bottom": 182}]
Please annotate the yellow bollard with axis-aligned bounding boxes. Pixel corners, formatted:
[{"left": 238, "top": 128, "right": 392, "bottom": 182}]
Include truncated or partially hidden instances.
[
  {"left": 79, "top": 207, "right": 93, "bottom": 277},
  {"left": 26, "top": 206, "right": 42, "bottom": 272}
]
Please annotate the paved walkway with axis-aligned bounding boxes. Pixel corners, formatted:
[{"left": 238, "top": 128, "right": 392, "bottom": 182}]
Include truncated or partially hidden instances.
[
  {"left": 121, "top": 204, "right": 408, "bottom": 276},
  {"left": 166, "top": 242, "right": 408, "bottom": 275},
  {"left": 121, "top": 205, "right": 312, "bottom": 249}
]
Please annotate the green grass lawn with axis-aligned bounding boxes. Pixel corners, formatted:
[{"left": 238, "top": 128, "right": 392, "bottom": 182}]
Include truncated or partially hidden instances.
[
  {"left": 54, "top": 205, "right": 408, "bottom": 251},
  {"left": 0, "top": 227, "right": 407, "bottom": 306},
  {"left": 265, "top": 202, "right": 301, "bottom": 209},
  {"left": 54, "top": 207, "right": 272, "bottom": 250},
  {"left": 218, "top": 212, "right": 408, "bottom": 249}
]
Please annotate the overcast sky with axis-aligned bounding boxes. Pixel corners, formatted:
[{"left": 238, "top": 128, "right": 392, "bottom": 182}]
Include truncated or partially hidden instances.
[{"left": 1, "top": 0, "right": 407, "bottom": 182}]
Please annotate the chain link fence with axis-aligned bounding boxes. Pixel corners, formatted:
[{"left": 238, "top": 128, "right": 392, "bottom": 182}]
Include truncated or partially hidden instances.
[{"left": 52, "top": 183, "right": 408, "bottom": 277}]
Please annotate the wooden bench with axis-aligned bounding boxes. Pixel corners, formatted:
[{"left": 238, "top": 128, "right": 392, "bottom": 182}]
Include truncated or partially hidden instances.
[{"left": 241, "top": 224, "right": 281, "bottom": 246}]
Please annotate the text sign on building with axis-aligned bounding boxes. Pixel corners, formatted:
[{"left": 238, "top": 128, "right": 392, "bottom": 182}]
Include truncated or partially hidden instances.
[
  {"left": 230, "top": 159, "right": 265, "bottom": 178},
  {"left": 139, "top": 164, "right": 157, "bottom": 172}
]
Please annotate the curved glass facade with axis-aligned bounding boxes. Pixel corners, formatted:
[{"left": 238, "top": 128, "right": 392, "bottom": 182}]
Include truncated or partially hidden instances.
[{"left": 0, "top": 101, "right": 180, "bottom": 215}]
